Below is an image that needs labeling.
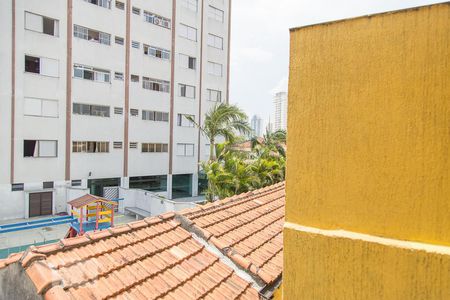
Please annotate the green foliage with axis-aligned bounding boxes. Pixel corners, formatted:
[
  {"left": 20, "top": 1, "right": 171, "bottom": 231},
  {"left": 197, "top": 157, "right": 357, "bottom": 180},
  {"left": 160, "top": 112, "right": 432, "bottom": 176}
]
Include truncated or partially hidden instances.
[
  {"left": 191, "top": 103, "right": 286, "bottom": 201},
  {"left": 187, "top": 103, "right": 252, "bottom": 161},
  {"left": 201, "top": 140, "right": 286, "bottom": 201}
]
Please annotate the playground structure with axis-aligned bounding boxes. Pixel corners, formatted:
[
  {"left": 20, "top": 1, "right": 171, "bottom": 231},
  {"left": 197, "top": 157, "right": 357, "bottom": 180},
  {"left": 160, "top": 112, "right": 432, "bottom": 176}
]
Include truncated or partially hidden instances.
[{"left": 67, "top": 194, "right": 118, "bottom": 237}]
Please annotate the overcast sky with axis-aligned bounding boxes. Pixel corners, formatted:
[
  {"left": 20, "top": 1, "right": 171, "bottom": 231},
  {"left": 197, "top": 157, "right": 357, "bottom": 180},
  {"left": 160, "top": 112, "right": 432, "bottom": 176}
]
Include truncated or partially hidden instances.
[{"left": 229, "top": 0, "right": 446, "bottom": 126}]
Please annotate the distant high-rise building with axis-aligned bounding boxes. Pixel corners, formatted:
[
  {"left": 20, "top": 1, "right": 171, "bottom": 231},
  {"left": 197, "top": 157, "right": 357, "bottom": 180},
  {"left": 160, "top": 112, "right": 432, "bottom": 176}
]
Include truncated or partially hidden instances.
[
  {"left": 273, "top": 92, "right": 288, "bottom": 131},
  {"left": 250, "top": 115, "right": 264, "bottom": 137}
]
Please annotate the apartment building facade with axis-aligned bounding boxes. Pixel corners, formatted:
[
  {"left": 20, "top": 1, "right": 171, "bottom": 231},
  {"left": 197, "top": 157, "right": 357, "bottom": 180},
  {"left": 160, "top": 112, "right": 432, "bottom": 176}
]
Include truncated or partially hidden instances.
[
  {"left": 273, "top": 91, "right": 287, "bottom": 131},
  {"left": 0, "top": 0, "right": 231, "bottom": 220}
]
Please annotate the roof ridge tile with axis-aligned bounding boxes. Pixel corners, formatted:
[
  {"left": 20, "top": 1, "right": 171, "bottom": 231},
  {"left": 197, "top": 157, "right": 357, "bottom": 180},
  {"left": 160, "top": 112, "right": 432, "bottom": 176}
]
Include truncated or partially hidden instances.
[
  {"left": 21, "top": 249, "right": 47, "bottom": 268},
  {"left": 26, "top": 260, "right": 63, "bottom": 294},
  {"left": 0, "top": 251, "right": 24, "bottom": 269}
]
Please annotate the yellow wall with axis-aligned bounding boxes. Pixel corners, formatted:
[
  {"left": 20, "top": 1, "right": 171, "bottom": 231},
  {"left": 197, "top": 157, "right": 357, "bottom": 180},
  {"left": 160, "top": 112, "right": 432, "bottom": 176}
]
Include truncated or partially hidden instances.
[{"left": 285, "top": 3, "right": 450, "bottom": 299}]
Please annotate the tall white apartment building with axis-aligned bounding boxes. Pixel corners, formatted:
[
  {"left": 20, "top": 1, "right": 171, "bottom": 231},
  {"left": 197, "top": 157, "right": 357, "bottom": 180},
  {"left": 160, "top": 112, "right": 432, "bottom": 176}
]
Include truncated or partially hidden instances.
[
  {"left": 0, "top": 0, "right": 231, "bottom": 220},
  {"left": 250, "top": 115, "right": 263, "bottom": 137},
  {"left": 273, "top": 91, "right": 287, "bottom": 131}
]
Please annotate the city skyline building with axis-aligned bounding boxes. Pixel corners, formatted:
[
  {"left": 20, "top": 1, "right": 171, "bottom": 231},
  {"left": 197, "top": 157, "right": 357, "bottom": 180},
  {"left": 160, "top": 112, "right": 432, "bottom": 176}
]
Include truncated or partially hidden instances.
[
  {"left": 0, "top": 0, "right": 231, "bottom": 220},
  {"left": 273, "top": 91, "right": 288, "bottom": 131},
  {"left": 250, "top": 114, "right": 263, "bottom": 137}
]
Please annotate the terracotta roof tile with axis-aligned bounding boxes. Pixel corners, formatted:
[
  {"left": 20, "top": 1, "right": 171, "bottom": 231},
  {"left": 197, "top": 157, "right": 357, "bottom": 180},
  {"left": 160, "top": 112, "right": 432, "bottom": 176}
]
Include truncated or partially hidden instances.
[
  {"left": 11, "top": 214, "right": 259, "bottom": 299},
  {"left": 182, "top": 181, "right": 285, "bottom": 284}
]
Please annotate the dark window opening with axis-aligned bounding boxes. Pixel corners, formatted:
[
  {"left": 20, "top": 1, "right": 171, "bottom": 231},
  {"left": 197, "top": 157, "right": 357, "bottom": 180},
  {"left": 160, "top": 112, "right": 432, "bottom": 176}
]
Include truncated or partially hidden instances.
[
  {"left": 25, "top": 56, "right": 40, "bottom": 74},
  {"left": 12, "top": 183, "right": 24, "bottom": 191},
  {"left": 172, "top": 174, "right": 192, "bottom": 199},
  {"left": 43, "top": 181, "right": 54, "bottom": 189},
  {"left": 71, "top": 180, "right": 82, "bottom": 187},
  {"left": 42, "top": 17, "right": 55, "bottom": 35},
  {"left": 83, "top": 69, "right": 94, "bottom": 80},
  {"left": 188, "top": 57, "right": 196, "bottom": 69},
  {"left": 24, "top": 140, "right": 37, "bottom": 157},
  {"left": 129, "top": 175, "right": 167, "bottom": 192},
  {"left": 88, "top": 178, "right": 120, "bottom": 197}
]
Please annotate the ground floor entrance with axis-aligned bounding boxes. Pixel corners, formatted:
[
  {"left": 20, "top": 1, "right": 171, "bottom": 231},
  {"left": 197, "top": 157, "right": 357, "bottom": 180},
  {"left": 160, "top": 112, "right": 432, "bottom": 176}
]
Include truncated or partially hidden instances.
[
  {"left": 29, "top": 192, "right": 52, "bottom": 217},
  {"left": 172, "top": 174, "right": 192, "bottom": 199},
  {"left": 88, "top": 178, "right": 121, "bottom": 197}
]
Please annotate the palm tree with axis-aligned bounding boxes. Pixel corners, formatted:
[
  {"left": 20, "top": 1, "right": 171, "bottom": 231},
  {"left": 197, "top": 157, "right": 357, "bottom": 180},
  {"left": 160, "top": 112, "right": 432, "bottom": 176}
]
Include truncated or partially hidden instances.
[
  {"left": 251, "top": 129, "right": 287, "bottom": 157},
  {"left": 187, "top": 103, "right": 252, "bottom": 161}
]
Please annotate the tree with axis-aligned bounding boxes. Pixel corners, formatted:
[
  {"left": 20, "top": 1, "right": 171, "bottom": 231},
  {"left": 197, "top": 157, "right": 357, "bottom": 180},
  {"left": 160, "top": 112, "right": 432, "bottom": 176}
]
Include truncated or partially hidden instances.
[
  {"left": 187, "top": 103, "right": 252, "bottom": 161},
  {"left": 201, "top": 140, "right": 286, "bottom": 201},
  {"left": 251, "top": 129, "right": 287, "bottom": 158}
]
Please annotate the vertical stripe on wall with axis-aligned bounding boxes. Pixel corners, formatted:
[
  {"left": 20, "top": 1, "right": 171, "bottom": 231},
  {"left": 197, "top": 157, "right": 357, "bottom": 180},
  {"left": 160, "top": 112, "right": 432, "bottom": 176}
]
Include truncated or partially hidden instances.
[
  {"left": 10, "top": 0, "right": 16, "bottom": 184},
  {"left": 226, "top": 0, "right": 232, "bottom": 104},
  {"left": 197, "top": 0, "right": 205, "bottom": 168},
  {"left": 168, "top": 0, "right": 177, "bottom": 175},
  {"left": 123, "top": 0, "right": 131, "bottom": 177},
  {"left": 65, "top": 0, "right": 73, "bottom": 181}
]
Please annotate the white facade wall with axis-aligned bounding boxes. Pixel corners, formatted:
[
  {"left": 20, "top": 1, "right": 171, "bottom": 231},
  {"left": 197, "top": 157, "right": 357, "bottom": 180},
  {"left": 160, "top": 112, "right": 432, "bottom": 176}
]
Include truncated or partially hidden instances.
[{"left": 0, "top": 0, "right": 230, "bottom": 220}]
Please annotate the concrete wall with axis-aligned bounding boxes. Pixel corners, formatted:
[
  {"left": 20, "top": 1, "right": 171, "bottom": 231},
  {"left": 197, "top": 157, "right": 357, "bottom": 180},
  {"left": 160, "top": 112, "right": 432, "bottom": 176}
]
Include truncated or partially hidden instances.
[
  {"left": 0, "top": 263, "right": 41, "bottom": 300},
  {"left": 284, "top": 3, "right": 450, "bottom": 299},
  {"left": 119, "top": 187, "right": 197, "bottom": 217}
]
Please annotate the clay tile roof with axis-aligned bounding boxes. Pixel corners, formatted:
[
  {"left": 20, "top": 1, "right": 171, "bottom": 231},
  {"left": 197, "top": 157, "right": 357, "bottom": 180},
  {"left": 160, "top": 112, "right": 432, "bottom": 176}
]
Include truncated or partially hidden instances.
[
  {"left": 5, "top": 214, "right": 259, "bottom": 299},
  {"left": 181, "top": 181, "right": 285, "bottom": 285},
  {"left": 68, "top": 194, "right": 117, "bottom": 208}
]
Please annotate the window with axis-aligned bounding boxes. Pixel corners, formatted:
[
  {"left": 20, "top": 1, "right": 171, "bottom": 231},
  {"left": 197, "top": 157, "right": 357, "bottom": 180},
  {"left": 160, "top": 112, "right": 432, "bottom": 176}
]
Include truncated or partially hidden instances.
[
  {"left": 24, "top": 140, "right": 58, "bottom": 157},
  {"left": 144, "top": 45, "right": 170, "bottom": 60},
  {"left": 71, "top": 180, "right": 82, "bottom": 187},
  {"left": 131, "top": 75, "right": 139, "bottom": 82},
  {"left": 25, "top": 55, "right": 59, "bottom": 77},
  {"left": 24, "top": 98, "right": 58, "bottom": 117},
  {"left": 130, "top": 109, "right": 139, "bottom": 116},
  {"left": 207, "top": 61, "right": 223, "bottom": 76},
  {"left": 132, "top": 41, "right": 140, "bottom": 49},
  {"left": 142, "top": 143, "right": 168, "bottom": 153},
  {"left": 177, "top": 114, "right": 195, "bottom": 127},
  {"left": 73, "top": 103, "right": 110, "bottom": 117},
  {"left": 207, "top": 33, "right": 223, "bottom": 49},
  {"left": 179, "top": 84, "right": 196, "bottom": 98},
  {"left": 132, "top": 7, "right": 141, "bottom": 15},
  {"left": 72, "top": 141, "right": 109, "bottom": 153},
  {"left": 113, "top": 142, "right": 123, "bottom": 149},
  {"left": 142, "top": 110, "right": 169, "bottom": 122},
  {"left": 114, "top": 107, "right": 123, "bottom": 114},
  {"left": 143, "top": 77, "right": 170, "bottom": 93},
  {"left": 114, "top": 72, "right": 124, "bottom": 80},
  {"left": 115, "top": 36, "right": 124, "bottom": 45},
  {"left": 207, "top": 89, "right": 222, "bottom": 102},
  {"left": 130, "top": 142, "right": 138, "bottom": 149},
  {"left": 25, "top": 12, "right": 59, "bottom": 36},
  {"left": 181, "top": 0, "right": 198, "bottom": 12},
  {"left": 12, "top": 183, "right": 24, "bottom": 191},
  {"left": 74, "top": 65, "right": 110, "bottom": 83},
  {"left": 43, "top": 181, "right": 54, "bottom": 189},
  {"left": 144, "top": 11, "right": 171, "bottom": 29},
  {"left": 179, "top": 24, "right": 197, "bottom": 41},
  {"left": 84, "top": 0, "right": 111, "bottom": 9},
  {"left": 208, "top": 6, "right": 224, "bottom": 22},
  {"left": 129, "top": 175, "right": 167, "bottom": 192},
  {"left": 176, "top": 143, "right": 194, "bottom": 156},
  {"left": 74, "top": 24, "right": 110, "bottom": 45},
  {"left": 115, "top": 1, "right": 125, "bottom": 10},
  {"left": 179, "top": 54, "right": 196, "bottom": 70}
]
